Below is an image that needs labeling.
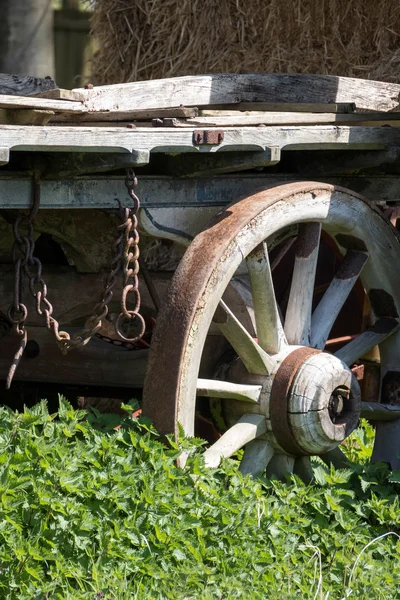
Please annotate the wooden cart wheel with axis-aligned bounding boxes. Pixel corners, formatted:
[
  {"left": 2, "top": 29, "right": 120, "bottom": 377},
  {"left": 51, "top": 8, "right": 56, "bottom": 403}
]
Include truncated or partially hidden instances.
[{"left": 143, "top": 182, "right": 400, "bottom": 478}]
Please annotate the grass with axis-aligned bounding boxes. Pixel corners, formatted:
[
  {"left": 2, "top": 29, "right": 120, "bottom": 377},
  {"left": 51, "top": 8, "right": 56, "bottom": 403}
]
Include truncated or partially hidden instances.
[{"left": 0, "top": 398, "right": 399, "bottom": 599}]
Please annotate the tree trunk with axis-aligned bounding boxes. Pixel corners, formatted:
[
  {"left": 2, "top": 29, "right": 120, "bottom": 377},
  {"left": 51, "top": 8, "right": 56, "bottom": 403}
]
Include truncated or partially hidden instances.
[{"left": 0, "top": 0, "right": 55, "bottom": 78}]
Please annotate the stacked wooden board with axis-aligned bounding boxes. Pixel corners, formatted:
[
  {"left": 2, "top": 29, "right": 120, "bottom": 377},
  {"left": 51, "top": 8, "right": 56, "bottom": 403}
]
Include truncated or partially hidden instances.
[{"left": 0, "top": 73, "right": 400, "bottom": 129}]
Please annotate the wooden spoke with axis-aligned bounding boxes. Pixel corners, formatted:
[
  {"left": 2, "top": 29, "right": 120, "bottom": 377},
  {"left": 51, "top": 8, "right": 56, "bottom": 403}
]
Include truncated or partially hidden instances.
[
  {"left": 284, "top": 222, "right": 322, "bottom": 345},
  {"left": 196, "top": 378, "right": 261, "bottom": 403},
  {"left": 320, "top": 447, "right": 349, "bottom": 469},
  {"left": 202, "top": 414, "right": 266, "bottom": 468},
  {"left": 293, "top": 456, "right": 314, "bottom": 483},
  {"left": 372, "top": 421, "right": 400, "bottom": 470},
  {"left": 335, "top": 318, "right": 399, "bottom": 365},
  {"left": 239, "top": 439, "right": 274, "bottom": 477},
  {"left": 213, "top": 300, "right": 276, "bottom": 375},
  {"left": 265, "top": 454, "right": 295, "bottom": 479},
  {"left": 361, "top": 401, "right": 400, "bottom": 421},
  {"left": 311, "top": 251, "right": 368, "bottom": 349},
  {"left": 246, "top": 241, "right": 287, "bottom": 354},
  {"left": 270, "top": 237, "right": 296, "bottom": 271}
]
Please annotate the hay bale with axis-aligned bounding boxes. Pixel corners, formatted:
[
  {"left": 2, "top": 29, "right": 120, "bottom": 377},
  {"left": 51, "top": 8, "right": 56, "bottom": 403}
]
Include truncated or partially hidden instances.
[{"left": 90, "top": 0, "right": 400, "bottom": 86}]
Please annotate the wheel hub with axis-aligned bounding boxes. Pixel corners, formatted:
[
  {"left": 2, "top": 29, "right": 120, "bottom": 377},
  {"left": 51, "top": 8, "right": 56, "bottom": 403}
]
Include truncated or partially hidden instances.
[{"left": 266, "top": 347, "right": 361, "bottom": 456}]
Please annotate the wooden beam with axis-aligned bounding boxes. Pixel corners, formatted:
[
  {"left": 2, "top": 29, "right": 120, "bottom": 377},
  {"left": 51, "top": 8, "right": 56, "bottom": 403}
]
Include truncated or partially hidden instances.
[
  {"left": 201, "top": 102, "right": 356, "bottom": 114},
  {"left": 73, "top": 73, "right": 400, "bottom": 112},
  {"left": 30, "top": 89, "right": 86, "bottom": 102},
  {"left": 0, "top": 109, "right": 54, "bottom": 125},
  {"left": 0, "top": 173, "right": 400, "bottom": 210},
  {"left": 53, "top": 106, "right": 199, "bottom": 122},
  {"left": 0, "top": 327, "right": 148, "bottom": 388},
  {"left": 152, "top": 149, "right": 280, "bottom": 178},
  {"left": 0, "top": 124, "right": 398, "bottom": 155},
  {"left": 0, "top": 94, "right": 84, "bottom": 113},
  {"left": 361, "top": 401, "right": 400, "bottom": 421},
  {"left": 157, "top": 112, "right": 400, "bottom": 128}
]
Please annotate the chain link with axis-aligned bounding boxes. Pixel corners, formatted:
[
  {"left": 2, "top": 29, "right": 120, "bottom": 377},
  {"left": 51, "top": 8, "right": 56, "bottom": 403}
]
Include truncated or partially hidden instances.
[
  {"left": 6, "top": 168, "right": 145, "bottom": 387},
  {"left": 114, "top": 169, "right": 146, "bottom": 342}
]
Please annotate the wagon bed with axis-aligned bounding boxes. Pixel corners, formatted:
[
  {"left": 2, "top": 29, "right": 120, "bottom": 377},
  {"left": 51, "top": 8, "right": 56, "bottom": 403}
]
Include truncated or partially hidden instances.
[{"left": 1, "top": 72, "right": 400, "bottom": 480}]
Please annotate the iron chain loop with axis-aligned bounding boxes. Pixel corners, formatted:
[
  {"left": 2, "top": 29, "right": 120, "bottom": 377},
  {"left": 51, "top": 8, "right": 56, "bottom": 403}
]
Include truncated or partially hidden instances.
[
  {"left": 114, "top": 169, "right": 145, "bottom": 342},
  {"left": 6, "top": 168, "right": 144, "bottom": 387}
]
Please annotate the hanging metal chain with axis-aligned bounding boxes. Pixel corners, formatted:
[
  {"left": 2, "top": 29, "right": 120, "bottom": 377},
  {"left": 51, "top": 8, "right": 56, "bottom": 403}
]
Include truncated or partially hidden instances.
[
  {"left": 114, "top": 169, "right": 146, "bottom": 342},
  {"left": 25, "top": 210, "right": 126, "bottom": 356},
  {"left": 6, "top": 173, "right": 41, "bottom": 388},
  {"left": 6, "top": 168, "right": 146, "bottom": 389}
]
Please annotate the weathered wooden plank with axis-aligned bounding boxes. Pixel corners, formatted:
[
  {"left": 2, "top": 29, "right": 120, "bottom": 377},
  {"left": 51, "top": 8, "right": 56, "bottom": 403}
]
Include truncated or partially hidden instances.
[
  {"left": 0, "top": 109, "right": 54, "bottom": 125},
  {"left": 158, "top": 112, "right": 400, "bottom": 128},
  {"left": 30, "top": 88, "right": 86, "bottom": 102},
  {"left": 0, "top": 327, "right": 148, "bottom": 388},
  {"left": 53, "top": 106, "right": 199, "bottom": 122},
  {"left": 0, "top": 73, "right": 57, "bottom": 96},
  {"left": 0, "top": 94, "right": 85, "bottom": 113},
  {"left": 41, "top": 151, "right": 150, "bottom": 178},
  {"left": 73, "top": 74, "right": 400, "bottom": 112},
  {"left": 0, "top": 266, "right": 171, "bottom": 328},
  {"left": 201, "top": 102, "right": 356, "bottom": 114},
  {"left": 0, "top": 124, "right": 398, "bottom": 155},
  {"left": 0, "top": 173, "right": 399, "bottom": 210},
  {"left": 152, "top": 149, "right": 280, "bottom": 178}
]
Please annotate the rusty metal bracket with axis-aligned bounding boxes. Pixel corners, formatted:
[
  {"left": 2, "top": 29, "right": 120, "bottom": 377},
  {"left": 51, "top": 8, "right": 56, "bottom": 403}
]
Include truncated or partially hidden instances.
[{"left": 193, "top": 129, "right": 224, "bottom": 146}]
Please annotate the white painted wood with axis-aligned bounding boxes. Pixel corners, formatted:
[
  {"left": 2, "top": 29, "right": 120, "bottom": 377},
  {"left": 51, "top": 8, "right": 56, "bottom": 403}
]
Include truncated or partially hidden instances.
[
  {"left": 360, "top": 401, "right": 400, "bottom": 421},
  {"left": 161, "top": 112, "right": 400, "bottom": 128},
  {"left": 246, "top": 241, "right": 287, "bottom": 354},
  {"left": 335, "top": 320, "right": 400, "bottom": 365},
  {"left": 0, "top": 95, "right": 84, "bottom": 113},
  {"left": 265, "top": 454, "right": 295, "bottom": 479},
  {"left": 214, "top": 301, "right": 275, "bottom": 375},
  {"left": 293, "top": 456, "right": 314, "bottom": 483},
  {"left": 311, "top": 251, "right": 368, "bottom": 349},
  {"left": 284, "top": 223, "right": 322, "bottom": 345},
  {"left": 73, "top": 73, "right": 400, "bottom": 112},
  {"left": 0, "top": 124, "right": 399, "bottom": 154},
  {"left": 203, "top": 414, "right": 267, "bottom": 468},
  {"left": 239, "top": 439, "right": 274, "bottom": 476},
  {"left": 196, "top": 378, "right": 261, "bottom": 403}
]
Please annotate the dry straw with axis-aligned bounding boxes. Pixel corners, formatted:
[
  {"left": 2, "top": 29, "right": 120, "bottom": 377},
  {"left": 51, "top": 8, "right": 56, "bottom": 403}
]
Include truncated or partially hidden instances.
[{"left": 90, "top": 0, "right": 400, "bottom": 85}]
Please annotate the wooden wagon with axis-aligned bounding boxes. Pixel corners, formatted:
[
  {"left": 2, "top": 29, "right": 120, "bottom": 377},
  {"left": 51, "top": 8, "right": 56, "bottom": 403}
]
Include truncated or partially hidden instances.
[{"left": 1, "top": 72, "right": 400, "bottom": 480}]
